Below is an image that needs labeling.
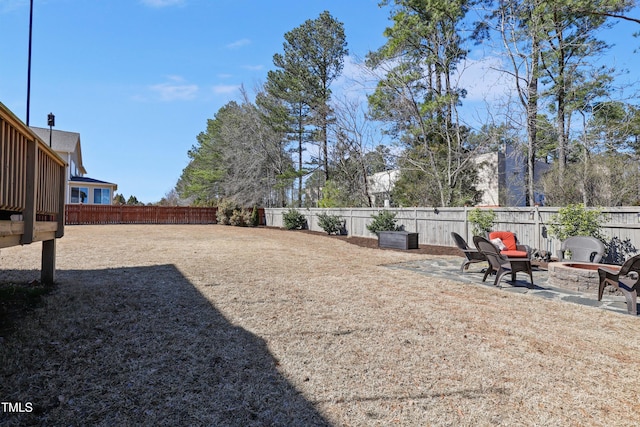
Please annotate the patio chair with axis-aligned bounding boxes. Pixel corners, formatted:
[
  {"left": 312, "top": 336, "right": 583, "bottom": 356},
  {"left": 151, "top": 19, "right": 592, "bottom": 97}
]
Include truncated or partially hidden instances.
[
  {"left": 598, "top": 253, "right": 640, "bottom": 315},
  {"left": 488, "top": 231, "right": 530, "bottom": 258},
  {"left": 451, "top": 232, "right": 487, "bottom": 272},
  {"left": 473, "top": 235, "right": 534, "bottom": 288},
  {"left": 557, "top": 235, "right": 605, "bottom": 263}
]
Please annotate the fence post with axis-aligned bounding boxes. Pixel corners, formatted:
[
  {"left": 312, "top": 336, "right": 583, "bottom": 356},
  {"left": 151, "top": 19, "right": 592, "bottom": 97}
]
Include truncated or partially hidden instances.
[
  {"left": 535, "top": 205, "right": 541, "bottom": 251},
  {"left": 464, "top": 206, "right": 469, "bottom": 241}
]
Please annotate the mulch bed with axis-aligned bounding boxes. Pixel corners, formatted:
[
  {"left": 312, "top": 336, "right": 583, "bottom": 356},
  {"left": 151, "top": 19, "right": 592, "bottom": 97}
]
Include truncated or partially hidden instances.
[
  {"left": 302, "top": 230, "right": 551, "bottom": 269},
  {"left": 299, "top": 229, "right": 461, "bottom": 256}
]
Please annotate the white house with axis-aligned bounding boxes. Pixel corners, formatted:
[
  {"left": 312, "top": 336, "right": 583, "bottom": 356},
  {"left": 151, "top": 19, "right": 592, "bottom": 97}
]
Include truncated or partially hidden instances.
[
  {"left": 367, "top": 145, "right": 550, "bottom": 207},
  {"left": 367, "top": 169, "right": 400, "bottom": 207},
  {"left": 30, "top": 127, "right": 118, "bottom": 205}
]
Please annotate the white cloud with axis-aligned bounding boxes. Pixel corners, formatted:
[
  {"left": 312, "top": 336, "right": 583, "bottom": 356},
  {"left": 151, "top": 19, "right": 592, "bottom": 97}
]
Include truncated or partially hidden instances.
[
  {"left": 333, "top": 54, "right": 514, "bottom": 105},
  {"left": 226, "top": 38, "right": 251, "bottom": 49},
  {"left": 149, "top": 76, "right": 198, "bottom": 101},
  {"left": 212, "top": 85, "right": 241, "bottom": 95},
  {"left": 332, "top": 55, "right": 382, "bottom": 103},
  {"left": 455, "top": 56, "right": 513, "bottom": 102},
  {"left": 0, "top": 0, "right": 26, "bottom": 14},
  {"left": 242, "top": 65, "right": 264, "bottom": 71}
]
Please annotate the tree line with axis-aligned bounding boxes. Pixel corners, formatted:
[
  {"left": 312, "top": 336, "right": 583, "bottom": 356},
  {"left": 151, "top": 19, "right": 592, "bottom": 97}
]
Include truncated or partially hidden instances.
[{"left": 176, "top": 1, "right": 640, "bottom": 208}]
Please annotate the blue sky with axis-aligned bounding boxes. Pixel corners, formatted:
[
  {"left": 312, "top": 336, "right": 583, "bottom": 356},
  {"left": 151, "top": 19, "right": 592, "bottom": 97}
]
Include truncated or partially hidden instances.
[
  {"left": 1, "top": 0, "right": 639, "bottom": 203},
  {"left": 0, "top": 0, "right": 390, "bottom": 203}
]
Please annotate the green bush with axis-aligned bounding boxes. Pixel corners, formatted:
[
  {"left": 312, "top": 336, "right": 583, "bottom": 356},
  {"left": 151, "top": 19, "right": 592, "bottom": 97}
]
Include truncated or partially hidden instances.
[
  {"left": 548, "top": 204, "right": 606, "bottom": 241},
  {"left": 366, "top": 210, "right": 400, "bottom": 234},
  {"left": 318, "top": 180, "right": 341, "bottom": 208},
  {"left": 250, "top": 205, "right": 260, "bottom": 227},
  {"left": 467, "top": 208, "right": 496, "bottom": 236},
  {"left": 603, "top": 236, "right": 638, "bottom": 265},
  {"left": 283, "top": 208, "right": 307, "bottom": 230},
  {"left": 317, "top": 212, "right": 345, "bottom": 235}
]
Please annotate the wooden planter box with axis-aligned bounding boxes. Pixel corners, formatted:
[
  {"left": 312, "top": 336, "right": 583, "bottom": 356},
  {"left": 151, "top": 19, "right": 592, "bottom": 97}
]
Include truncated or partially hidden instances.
[{"left": 378, "top": 231, "right": 419, "bottom": 250}]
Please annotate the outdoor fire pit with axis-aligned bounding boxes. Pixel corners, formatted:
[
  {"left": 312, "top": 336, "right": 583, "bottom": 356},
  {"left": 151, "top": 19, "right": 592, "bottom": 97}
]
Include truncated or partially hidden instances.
[{"left": 547, "top": 262, "right": 621, "bottom": 295}]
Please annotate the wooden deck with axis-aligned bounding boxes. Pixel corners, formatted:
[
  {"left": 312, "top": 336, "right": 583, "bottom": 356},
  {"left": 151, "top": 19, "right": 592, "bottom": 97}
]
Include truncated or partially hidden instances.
[{"left": 1, "top": 101, "right": 66, "bottom": 283}]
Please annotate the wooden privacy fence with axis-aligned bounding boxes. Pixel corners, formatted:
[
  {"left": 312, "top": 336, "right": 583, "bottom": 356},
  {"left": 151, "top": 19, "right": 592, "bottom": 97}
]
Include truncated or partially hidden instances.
[
  {"left": 1, "top": 101, "right": 67, "bottom": 283},
  {"left": 65, "top": 205, "right": 218, "bottom": 225},
  {"left": 265, "top": 207, "right": 640, "bottom": 255}
]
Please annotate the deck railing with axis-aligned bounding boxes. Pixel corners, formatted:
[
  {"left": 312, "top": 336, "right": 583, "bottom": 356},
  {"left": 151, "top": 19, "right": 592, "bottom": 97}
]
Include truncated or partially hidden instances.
[{"left": 0, "top": 101, "right": 66, "bottom": 282}]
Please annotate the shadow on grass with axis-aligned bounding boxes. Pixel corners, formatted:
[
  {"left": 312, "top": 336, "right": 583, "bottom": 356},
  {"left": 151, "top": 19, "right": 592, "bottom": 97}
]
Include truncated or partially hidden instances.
[
  {"left": 0, "top": 280, "right": 54, "bottom": 336},
  {"left": 0, "top": 265, "right": 331, "bottom": 426}
]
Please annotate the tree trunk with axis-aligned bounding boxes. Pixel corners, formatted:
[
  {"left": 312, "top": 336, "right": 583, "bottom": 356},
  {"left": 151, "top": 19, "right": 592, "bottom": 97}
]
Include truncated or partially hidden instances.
[
  {"left": 526, "top": 32, "right": 540, "bottom": 206},
  {"left": 554, "top": 16, "right": 567, "bottom": 188},
  {"left": 297, "top": 107, "right": 304, "bottom": 207}
]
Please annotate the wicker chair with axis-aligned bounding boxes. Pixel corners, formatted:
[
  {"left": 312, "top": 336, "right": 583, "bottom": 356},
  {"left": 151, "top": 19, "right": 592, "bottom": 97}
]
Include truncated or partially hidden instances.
[
  {"left": 598, "top": 254, "right": 640, "bottom": 315},
  {"left": 487, "top": 231, "right": 530, "bottom": 258},
  {"left": 473, "top": 235, "right": 534, "bottom": 288},
  {"left": 451, "top": 232, "right": 487, "bottom": 272},
  {"left": 558, "top": 235, "right": 605, "bottom": 263}
]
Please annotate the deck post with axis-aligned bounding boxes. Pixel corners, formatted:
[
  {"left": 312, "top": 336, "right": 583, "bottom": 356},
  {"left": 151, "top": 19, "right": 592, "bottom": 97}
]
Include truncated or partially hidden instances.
[
  {"left": 41, "top": 238, "right": 56, "bottom": 284},
  {"left": 56, "top": 165, "right": 65, "bottom": 238}
]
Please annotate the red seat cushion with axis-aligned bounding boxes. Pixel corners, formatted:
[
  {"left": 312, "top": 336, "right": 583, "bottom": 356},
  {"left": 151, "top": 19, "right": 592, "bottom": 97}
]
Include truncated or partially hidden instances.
[
  {"left": 501, "top": 250, "right": 528, "bottom": 258},
  {"left": 489, "top": 231, "right": 517, "bottom": 251}
]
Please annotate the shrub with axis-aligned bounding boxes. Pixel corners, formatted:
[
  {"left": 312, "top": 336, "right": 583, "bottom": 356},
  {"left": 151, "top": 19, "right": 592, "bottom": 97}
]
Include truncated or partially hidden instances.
[
  {"left": 366, "top": 210, "right": 400, "bottom": 234},
  {"left": 283, "top": 208, "right": 307, "bottom": 230},
  {"left": 230, "top": 208, "right": 252, "bottom": 227},
  {"left": 547, "top": 204, "right": 606, "bottom": 241},
  {"left": 467, "top": 208, "right": 496, "bottom": 236},
  {"left": 317, "top": 213, "right": 345, "bottom": 235},
  {"left": 250, "top": 205, "right": 260, "bottom": 227},
  {"left": 244, "top": 209, "right": 253, "bottom": 226},
  {"left": 216, "top": 199, "right": 238, "bottom": 225},
  {"left": 603, "top": 236, "right": 638, "bottom": 265}
]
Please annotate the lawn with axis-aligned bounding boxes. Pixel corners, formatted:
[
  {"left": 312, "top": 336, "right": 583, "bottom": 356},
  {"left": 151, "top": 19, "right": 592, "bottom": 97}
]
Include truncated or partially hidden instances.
[{"left": 0, "top": 224, "right": 638, "bottom": 426}]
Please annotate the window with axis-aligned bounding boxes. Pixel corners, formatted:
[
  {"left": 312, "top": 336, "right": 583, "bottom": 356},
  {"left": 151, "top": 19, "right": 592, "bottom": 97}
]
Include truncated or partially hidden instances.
[
  {"left": 93, "top": 188, "right": 111, "bottom": 205},
  {"left": 71, "top": 187, "right": 88, "bottom": 203}
]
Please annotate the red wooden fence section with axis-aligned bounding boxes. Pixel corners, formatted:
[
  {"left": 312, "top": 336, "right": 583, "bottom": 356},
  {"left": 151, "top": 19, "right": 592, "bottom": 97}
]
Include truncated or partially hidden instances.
[{"left": 65, "top": 205, "right": 218, "bottom": 225}]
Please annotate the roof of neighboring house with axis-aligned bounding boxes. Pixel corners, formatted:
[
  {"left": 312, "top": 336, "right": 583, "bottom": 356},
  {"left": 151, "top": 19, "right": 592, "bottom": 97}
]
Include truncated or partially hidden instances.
[
  {"left": 70, "top": 176, "right": 118, "bottom": 190},
  {"left": 31, "top": 127, "right": 80, "bottom": 153},
  {"left": 30, "top": 126, "right": 86, "bottom": 174}
]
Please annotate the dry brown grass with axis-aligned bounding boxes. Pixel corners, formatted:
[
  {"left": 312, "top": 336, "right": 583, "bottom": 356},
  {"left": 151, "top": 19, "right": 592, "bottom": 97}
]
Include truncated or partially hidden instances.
[{"left": 1, "top": 224, "right": 639, "bottom": 426}]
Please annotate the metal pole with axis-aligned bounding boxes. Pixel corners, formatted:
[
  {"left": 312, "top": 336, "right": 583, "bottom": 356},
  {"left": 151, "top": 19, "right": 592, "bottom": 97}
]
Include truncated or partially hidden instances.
[
  {"left": 47, "top": 113, "right": 55, "bottom": 146},
  {"left": 26, "top": 0, "right": 34, "bottom": 125}
]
